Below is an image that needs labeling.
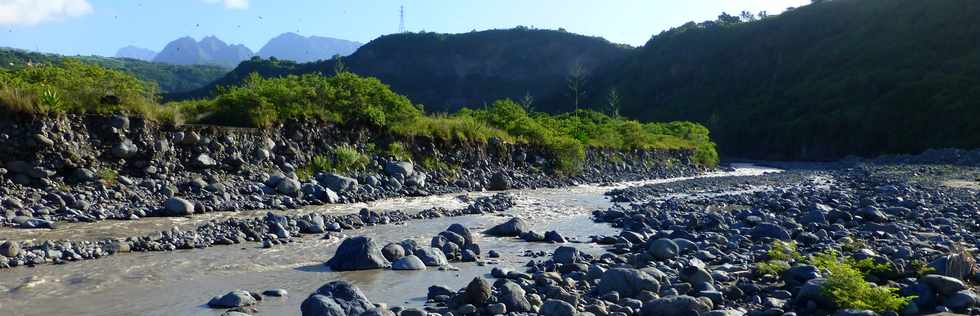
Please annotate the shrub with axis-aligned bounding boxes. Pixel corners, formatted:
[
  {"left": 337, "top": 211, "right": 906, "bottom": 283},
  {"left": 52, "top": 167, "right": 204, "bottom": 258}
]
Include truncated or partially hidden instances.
[
  {"left": 97, "top": 168, "right": 119, "bottom": 186},
  {"left": 332, "top": 144, "right": 370, "bottom": 173},
  {"left": 809, "top": 251, "right": 914, "bottom": 313},
  {"left": 383, "top": 142, "right": 413, "bottom": 161},
  {"left": 756, "top": 240, "right": 802, "bottom": 276}
]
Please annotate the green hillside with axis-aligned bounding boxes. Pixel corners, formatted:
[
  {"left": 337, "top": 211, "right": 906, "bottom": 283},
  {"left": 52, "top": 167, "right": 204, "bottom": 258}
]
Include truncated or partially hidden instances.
[
  {"left": 582, "top": 0, "right": 980, "bottom": 160},
  {"left": 0, "top": 48, "right": 228, "bottom": 94},
  {"left": 174, "top": 28, "right": 631, "bottom": 112}
]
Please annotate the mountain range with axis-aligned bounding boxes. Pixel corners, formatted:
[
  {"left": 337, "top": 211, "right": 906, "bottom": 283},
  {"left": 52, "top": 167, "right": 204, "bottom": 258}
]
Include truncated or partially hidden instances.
[
  {"left": 257, "top": 32, "right": 362, "bottom": 63},
  {"left": 114, "top": 45, "right": 156, "bottom": 61},
  {"left": 118, "top": 33, "right": 362, "bottom": 68}
]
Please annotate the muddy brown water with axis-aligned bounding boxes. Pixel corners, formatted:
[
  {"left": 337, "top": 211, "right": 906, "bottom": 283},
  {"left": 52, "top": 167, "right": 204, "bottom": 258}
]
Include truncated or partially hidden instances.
[{"left": 0, "top": 165, "right": 780, "bottom": 316}]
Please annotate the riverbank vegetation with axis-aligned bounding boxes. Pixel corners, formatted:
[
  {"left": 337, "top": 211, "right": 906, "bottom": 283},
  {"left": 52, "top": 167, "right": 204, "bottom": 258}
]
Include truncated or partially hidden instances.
[{"left": 0, "top": 61, "right": 718, "bottom": 172}]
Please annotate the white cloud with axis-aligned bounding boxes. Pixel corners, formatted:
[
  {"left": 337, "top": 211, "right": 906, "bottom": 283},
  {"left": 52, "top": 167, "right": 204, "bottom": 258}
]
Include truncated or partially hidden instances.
[
  {"left": 204, "top": 0, "right": 249, "bottom": 10},
  {"left": 0, "top": 0, "right": 93, "bottom": 26}
]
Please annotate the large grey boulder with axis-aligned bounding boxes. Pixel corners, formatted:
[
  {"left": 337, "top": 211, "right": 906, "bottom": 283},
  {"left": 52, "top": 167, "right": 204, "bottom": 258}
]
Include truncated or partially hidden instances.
[
  {"left": 391, "top": 255, "right": 426, "bottom": 271},
  {"left": 0, "top": 241, "right": 20, "bottom": 257},
  {"left": 276, "top": 178, "right": 302, "bottom": 196},
  {"left": 207, "top": 290, "right": 257, "bottom": 308},
  {"left": 489, "top": 171, "right": 511, "bottom": 191},
  {"left": 640, "top": 295, "right": 713, "bottom": 316},
  {"left": 647, "top": 238, "right": 679, "bottom": 260},
  {"left": 381, "top": 243, "right": 406, "bottom": 262},
  {"left": 415, "top": 247, "right": 449, "bottom": 267},
  {"left": 485, "top": 217, "right": 529, "bottom": 237},
  {"left": 919, "top": 274, "right": 968, "bottom": 296},
  {"left": 325, "top": 236, "right": 389, "bottom": 271},
  {"left": 750, "top": 223, "right": 791, "bottom": 240},
  {"left": 597, "top": 268, "right": 661, "bottom": 298},
  {"left": 498, "top": 280, "right": 533, "bottom": 312},
  {"left": 384, "top": 161, "right": 414, "bottom": 178},
  {"left": 301, "top": 294, "right": 345, "bottom": 316},
  {"left": 553, "top": 246, "right": 583, "bottom": 265},
  {"left": 317, "top": 173, "right": 359, "bottom": 193},
  {"left": 163, "top": 197, "right": 194, "bottom": 216},
  {"left": 302, "top": 281, "right": 374, "bottom": 316},
  {"left": 541, "top": 299, "right": 576, "bottom": 316},
  {"left": 463, "top": 277, "right": 492, "bottom": 306}
]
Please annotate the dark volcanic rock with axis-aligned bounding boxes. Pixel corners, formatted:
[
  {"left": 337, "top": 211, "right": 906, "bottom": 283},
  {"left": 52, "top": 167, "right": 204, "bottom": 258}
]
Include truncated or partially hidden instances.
[{"left": 325, "top": 236, "right": 389, "bottom": 271}]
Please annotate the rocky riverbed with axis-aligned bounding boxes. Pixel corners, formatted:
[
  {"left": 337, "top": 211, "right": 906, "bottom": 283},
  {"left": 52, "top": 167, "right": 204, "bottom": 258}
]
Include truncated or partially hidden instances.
[{"left": 5, "top": 161, "right": 979, "bottom": 316}]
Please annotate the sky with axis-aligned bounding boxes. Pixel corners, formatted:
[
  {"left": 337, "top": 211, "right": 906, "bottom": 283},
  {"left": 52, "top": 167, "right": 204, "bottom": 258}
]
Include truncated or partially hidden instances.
[{"left": 0, "top": 0, "right": 811, "bottom": 57}]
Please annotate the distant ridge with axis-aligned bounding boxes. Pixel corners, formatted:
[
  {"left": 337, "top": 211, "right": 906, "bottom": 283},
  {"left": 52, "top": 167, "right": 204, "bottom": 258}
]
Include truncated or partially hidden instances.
[
  {"left": 153, "top": 36, "right": 254, "bottom": 68},
  {"left": 257, "top": 32, "right": 362, "bottom": 63},
  {"left": 115, "top": 46, "right": 156, "bottom": 61}
]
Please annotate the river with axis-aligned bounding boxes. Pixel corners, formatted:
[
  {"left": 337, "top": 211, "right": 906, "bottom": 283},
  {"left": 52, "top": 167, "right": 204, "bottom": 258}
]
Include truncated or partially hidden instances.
[{"left": 0, "top": 164, "right": 780, "bottom": 316}]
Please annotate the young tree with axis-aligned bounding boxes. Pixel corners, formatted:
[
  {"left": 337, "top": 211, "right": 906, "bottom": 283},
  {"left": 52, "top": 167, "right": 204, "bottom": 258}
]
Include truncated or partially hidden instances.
[
  {"left": 740, "top": 11, "right": 757, "bottom": 22},
  {"left": 567, "top": 62, "right": 587, "bottom": 110},
  {"left": 605, "top": 88, "right": 621, "bottom": 117},
  {"left": 520, "top": 91, "right": 535, "bottom": 112},
  {"left": 333, "top": 54, "right": 348, "bottom": 75}
]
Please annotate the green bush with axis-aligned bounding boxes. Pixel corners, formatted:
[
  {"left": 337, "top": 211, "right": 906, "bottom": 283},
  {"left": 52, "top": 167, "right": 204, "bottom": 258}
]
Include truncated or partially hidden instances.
[
  {"left": 810, "top": 251, "right": 914, "bottom": 313},
  {"left": 0, "top": 59, "right": 179, "bottom": 122},
  {"left": 756, "top": 240, "right": 802, "bottom": 276},
  {"left": 383, "top": 142, "right": 413, "bottom": 161},
  {"left": 332, "top": 144, "right": 370, "bottom": 173}
]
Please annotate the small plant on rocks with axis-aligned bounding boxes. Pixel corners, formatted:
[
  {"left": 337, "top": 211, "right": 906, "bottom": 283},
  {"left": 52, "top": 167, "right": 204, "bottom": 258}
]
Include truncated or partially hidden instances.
[
  {"left": 809, "top": 251, "right": 914, "bottom": 313},
  {"left": 756, "top": 240, "right": 801, "bottom": 276},
  {"left": 98, "top": 168, "right": 119, "bottom": 186}
]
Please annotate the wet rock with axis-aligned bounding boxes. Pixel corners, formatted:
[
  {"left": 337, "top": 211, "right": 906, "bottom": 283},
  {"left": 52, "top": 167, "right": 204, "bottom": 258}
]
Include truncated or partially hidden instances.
[
  {"left": 485, "top": 217, "right": 529, "bottom": 237},
  {"left": 919, "top": 274, "right": 968, "bottom": 296},
  {"left": 163, "top": 197, "right": 195, "bottom": 216},
  {"left": 498, "top": 280, "right": 533, "bottom": 312},
  {"left": 208, "top": 290, "right": 257, "bottom": 308},
  {"left": 317, "top": 173, "right": 358, "bottom": 193},
  {"left": 640, "top": 295, "right": 712, "bottom": 316},
  {"left": 447, "top": 223, "right": 475, "bottom": 245},
  {"left": 305, "top": 281, "right": 374, "bottom": 316},
  {"left": 750, "top": 223, "right": 791, "bottom": 240},
  {"left": 263, "top": 289, "right": 288, "bottom": 297},
  {"left": 0, "top": 241, "right": 20, "bottom": 257},
  {"left": 326, "top": 236, "right": 389, "bottom": 271},
  {"left": 553, "top": 246, "right": 583, "bottom": 265},
  {"left": 392, "top": 255, "right": 427, "bottom": 271},
  {"left": 277, "top": 178, "right": 302, "bottom": 196},
  {"left": 415, "top": 247, "right": 449, "bottom": 267},
  {"left": 541, "top": 299, "right": 576, "bottom": 316},
  {"left": 384, "top": 161, "right": 414, "bottom": 178},
  {"left": 382, "top": 243, "right": 406, "bottom": 262},
  {"left": 463, "top": 277, "right": 492, "bottom": 306},
  {"left": 489, "top": 171, "right": 511, "bottom": 191},
  {"left": 648, "top": 238, "right": 679, "bottom": 260},
  {"left": 597, "top": 268, "right": 661, "bottom": 298}
]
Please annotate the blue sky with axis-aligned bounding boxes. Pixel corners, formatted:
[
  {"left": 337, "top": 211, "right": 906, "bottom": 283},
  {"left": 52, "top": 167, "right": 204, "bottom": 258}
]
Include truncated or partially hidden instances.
[{"left": 0, "top": 0, "right": 810, "bottom": 56}]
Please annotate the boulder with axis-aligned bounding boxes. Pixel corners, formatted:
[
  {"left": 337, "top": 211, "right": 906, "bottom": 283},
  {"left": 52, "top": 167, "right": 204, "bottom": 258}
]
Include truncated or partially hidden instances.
[
  {"left": 0, "top": 241, "right": 20, "bottom": 257},
  {"left": 919, "top": 274, "right": 968, "bottom": 296},
  {"left": 317, "top": 173, "right": 359, "bottom": 193},
  {"left": 384, "top": 161, "right": 414, "bottom": 178},
  {"left": 325, "top": 236, "right": 389, "bottom": 271},
  {"left": 498, "top": 280, "right": 533, "bottom": 312},
  {"left": 647, "top": 238, "right": 679, "bottom": 260},
  {"left": 489, "top": 171, "right": 511, "bottom": 191},
  {"left": 306, "top": 281, "right": 374, "bottom": 316},
  {"left": 541, "top": 299, "right": 576, "bottom": 316},
  {"left": 640, "top": 295, "right": 712, "bottom": 316},
  {"left": 597, "top": 268, "right": 661, "bottom": 298},
  {"left": 553, "top": 246, "right": 583, "bottom": 265},
  {"left": 163, "top": 197, "right": 194, "bottom": 216},
  {"left": 463, "top": 277, "right": 492, "bottom": 306},
  {"left": 750, "top": 223, "right": 791, "bottom": 240},
  {"left": 277, "top": 178, "right": 302, "bottom": 196},
  {"left": 485, "top": 217, "right": 529, "bottom": 237},
  {"left": 381, "top": 243, "right": 406, "bottom": 262},
  {"left": 391, "top": 255, "right": 427, "bottom": 271},
  {"left": 415, "top": 247, "right": 449, "bottom": 267},
  {"left": 207, "top": 290, "right": 257, "bottom": 308},
  {"left": 447, "top": 223, "right": 475, "bottom": 245}
]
